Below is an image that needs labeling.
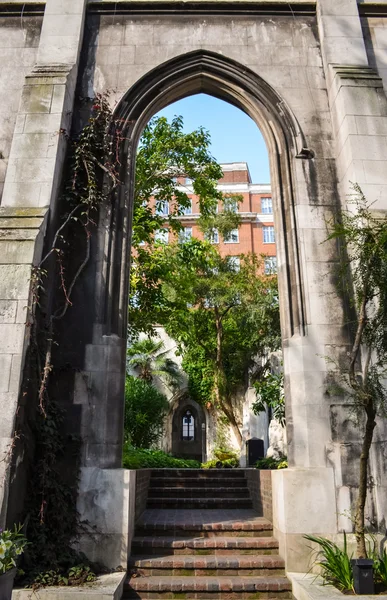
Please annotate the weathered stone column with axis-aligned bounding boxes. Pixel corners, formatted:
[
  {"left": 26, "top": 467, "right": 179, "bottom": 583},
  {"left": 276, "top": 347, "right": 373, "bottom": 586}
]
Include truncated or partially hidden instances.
[
  {"left": 317, "top": 0, "right": 387, "bottom": 529},
  {"left": 0, "top": 0, "right": 88, "bottom": 523}
]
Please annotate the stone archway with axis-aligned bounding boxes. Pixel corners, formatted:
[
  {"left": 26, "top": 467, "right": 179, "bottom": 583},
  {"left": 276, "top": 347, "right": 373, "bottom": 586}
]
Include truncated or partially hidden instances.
[{"left": 170, "top": 396, "right": 206, "bottom": 463}]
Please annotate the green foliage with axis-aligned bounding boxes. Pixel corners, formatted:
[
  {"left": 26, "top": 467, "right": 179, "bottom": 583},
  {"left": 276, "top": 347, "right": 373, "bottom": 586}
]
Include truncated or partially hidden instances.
[
  {"left": 122, "top": 444, "right": 200, "bottom": 469},
  {"left": 21, "top": 96, "right": 118, "bottom": 584},
  {"left": 160, "top": 243, "right": 281, "bottom": 441},
  {"left": 202, "top": 458, "right": 239, "bottom": 469},
  {"left": 327, "top": 186, "right": 387, "bottom": 417},
  {"left": 29, "top": 565, "right": 96, "bottom": 589},
  {"left": 255, "top": 457, "right": 288, "bottom": 470},
  {"left": 304, "top": 534, "right": 354, "bottom": 592},
  {"left": 374, "top": 549, "right": 387, "bottom": 587},
  {"left": 124, "top": 375, "right": 169, "bottom": 448},
  {"left": 253, "top": 371, "right": 285, "bottom": 427},
  {"left": 202, "top": 447, "right": 240, "bottom": 469},
  {"left": 130, "top": 115, "right": 225, "bottom": 338},
  {"left": 326, "top": 186, "right": 387, "bottom": 557},
  {"left": 0, "top": 525, "right": 27, "bottom": 574},
  {"left": 127, "top": 337, "right": 182, "bottom": 392}
]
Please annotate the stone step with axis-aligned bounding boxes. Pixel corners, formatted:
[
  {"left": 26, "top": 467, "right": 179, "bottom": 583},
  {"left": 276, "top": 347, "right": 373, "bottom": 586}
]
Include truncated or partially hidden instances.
[
  {"left": 131, "top": 536, "right": 279, "bottom": 555},
  {"left": 146, "top": 497, "right": 253, "bottom": 509},
  {"left": 150, "top": 469, "right": 246, "bottom": 478},
  {"left": 136, "top": 515, "right": 272, "bottom": 538},
  {"left": 148, "top": 487, "right": 250, "bottom": 498},
  {"left": 129, "top": 553, "right": 286, "bottom": 576},
  {"left": 124, "top": 575, "right": 292, "bottom": 599},
  {"left": 149, "top": 477, "right": 248, "bottom": 488}
]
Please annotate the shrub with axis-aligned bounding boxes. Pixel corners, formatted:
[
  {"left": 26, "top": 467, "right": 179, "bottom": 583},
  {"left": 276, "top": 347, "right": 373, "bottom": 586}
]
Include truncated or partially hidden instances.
[
  {"left": 202, "top": 447, "right": 239, "bottom": 469},
  {"left": 202, "top": 458, "right": 239, "bottom": 469},
  {"left": 123, "top": 444, "right": 200, "bottom": 469},
  {"left": 255, "top": 457, "right": 288, "bottom": 470},
  {"left": 304, "top": 533, "right": 354, "bottom": 593},
  {"left": 124, "top": 375, "right": 169, "bottom": 448},
  {"left": 0, "top": 524, "right": 27, "bottom": 574}
]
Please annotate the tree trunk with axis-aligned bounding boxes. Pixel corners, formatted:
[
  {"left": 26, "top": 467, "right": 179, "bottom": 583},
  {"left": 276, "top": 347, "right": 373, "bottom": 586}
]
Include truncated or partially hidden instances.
[
  {"left": 355, "top": 398, "right": 376, "bottom": 558},
  {"left": 214, "top": 307, "right": 242, "bottom": 447}
]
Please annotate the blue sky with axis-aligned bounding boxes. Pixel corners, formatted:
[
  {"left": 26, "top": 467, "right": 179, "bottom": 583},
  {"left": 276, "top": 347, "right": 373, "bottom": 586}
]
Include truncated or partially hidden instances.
[{"left": 156, "top": 94, "right": 270, "bottom": 184}]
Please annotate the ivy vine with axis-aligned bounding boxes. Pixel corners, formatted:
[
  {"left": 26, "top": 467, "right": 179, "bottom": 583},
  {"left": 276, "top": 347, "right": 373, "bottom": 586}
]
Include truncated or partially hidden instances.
[{"left": 16, "top": 93, "right": 121, "bottom": 583}]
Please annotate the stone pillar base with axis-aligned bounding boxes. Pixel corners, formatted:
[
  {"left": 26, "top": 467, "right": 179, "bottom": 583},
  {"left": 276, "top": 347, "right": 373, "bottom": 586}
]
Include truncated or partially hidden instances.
[
  {"left": 272, "top": 467, "right": 338, "bottom": 572},
  {"left": 76, "top": 468, "right": 136, "bottom": 569}
]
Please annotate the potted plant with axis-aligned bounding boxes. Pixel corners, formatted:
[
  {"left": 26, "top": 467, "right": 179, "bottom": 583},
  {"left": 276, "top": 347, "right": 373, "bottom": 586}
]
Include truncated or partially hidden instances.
[{"left": 0, "top": 525, "right": 27, "bottom": 600}]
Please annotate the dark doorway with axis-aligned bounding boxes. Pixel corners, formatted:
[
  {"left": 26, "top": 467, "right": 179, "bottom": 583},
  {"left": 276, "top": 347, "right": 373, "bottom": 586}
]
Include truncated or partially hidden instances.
[{"left": 172, "top": 397, "right": 206, "bottom": 462}]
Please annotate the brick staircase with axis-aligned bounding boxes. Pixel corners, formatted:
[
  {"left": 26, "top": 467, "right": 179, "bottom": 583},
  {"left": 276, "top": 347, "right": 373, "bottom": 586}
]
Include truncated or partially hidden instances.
[{"left": 124, "top": 469, "right": 291, "bottom": 599}]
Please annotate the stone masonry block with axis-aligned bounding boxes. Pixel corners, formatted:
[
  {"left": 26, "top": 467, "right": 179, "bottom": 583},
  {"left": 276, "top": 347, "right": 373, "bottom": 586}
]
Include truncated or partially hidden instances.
[
  {"left": 11, "top": 133, "right": 51, "bottom": 159},
  {"left": 0, "top": 355, "right": 12, "bottom": 392},
  {"left": 20, "top": 85, "right": 53, "bottom": 114},
  {"left": 320, "top": 16, "right": 364, "bottom": 40},
  {"left": 10, "top": 158, "right": 55, "bottom": 183},
  {"left": 0, "top": 265, "right": 31, "bottom": 300},
  {"left": 1, "top": 181, "right": 44, "bottom": 208},
  {"left": 0, "top": 241, "right": 35, "bottom": 264},
  {"left": 0, "top": 324, "right": 25, "bottom": 354},
  {"left": 0, "top": 301, "right": 17, "bottom": 323},
  {"left": 24, "top": 113, "right": 62, "bottom": 134},
  {"left": 9, "top": 354, "right": 22, "bottom": 394}
]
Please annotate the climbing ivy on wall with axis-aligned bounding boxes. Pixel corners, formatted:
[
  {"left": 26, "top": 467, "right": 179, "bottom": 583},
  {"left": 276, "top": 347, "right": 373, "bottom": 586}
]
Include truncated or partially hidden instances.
[{"left": 17, "top": 94, "right": 120, "bottom": 582}]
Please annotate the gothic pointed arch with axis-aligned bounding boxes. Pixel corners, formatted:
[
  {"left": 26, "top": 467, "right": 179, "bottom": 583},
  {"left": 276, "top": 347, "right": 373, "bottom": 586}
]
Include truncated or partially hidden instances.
[{"left": 103, "top": 49, "right": 308, "bottom": 345}]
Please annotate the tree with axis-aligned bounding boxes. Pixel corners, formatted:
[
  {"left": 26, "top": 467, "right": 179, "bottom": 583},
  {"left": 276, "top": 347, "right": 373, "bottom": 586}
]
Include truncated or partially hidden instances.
[
  {"left": 253, "top": 371, "right": 285, "bottom": 427},
  {"left": 129, "top": 115, "right": 240, "bottom": 339},
  {"left": 327, "top": 185, "right": 387, "bottom": 558},
  {"left": 124, "top": 376, "right": 169, "bottom": 448},
  {"left": 148, "top": 239, "right": 281, "bottom": 446},
  {"left": 127, "top": 337, "right": 182, "bottom": 393}
]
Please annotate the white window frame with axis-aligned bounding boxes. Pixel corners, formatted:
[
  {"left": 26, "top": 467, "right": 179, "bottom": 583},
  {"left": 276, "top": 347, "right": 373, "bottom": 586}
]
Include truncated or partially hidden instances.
[
  {"left": 224, "top": 197, "right": 239, "bottom": 213},
  {"left": 205, "top": 228, "right": 219, "bottom": 244},
  {"left": 156, "top": 200, "right": 169, "bottom": 216},
  {"left": 261, "top": 197, "right": 273, "bottom": 214},
  {"left": 263, "top": 226, "right": 275, "bottom": 244},
  {"left": 264, "top": 256, "right": 277, "bottom": 274},
  {"left": 182, "top": 199, "right": 192, "bottom": 215},
  {"left": 179, "top": 227, "right": 193, "bottom": 243},
  {"left": 155, "top": 228, "right": 169, "bottom": 244},
  {"left": 224, "top": 229, "right": 239, "bottom": 244}
]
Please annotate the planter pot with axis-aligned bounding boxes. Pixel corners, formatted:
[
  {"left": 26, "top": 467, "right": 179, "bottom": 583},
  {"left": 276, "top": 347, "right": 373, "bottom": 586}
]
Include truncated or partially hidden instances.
[
  {"left": 0, "top": 568, "right": 17, "bottom": 600},
  {"left": 351, "top": 558, "right": 374, "bottom": 595}
]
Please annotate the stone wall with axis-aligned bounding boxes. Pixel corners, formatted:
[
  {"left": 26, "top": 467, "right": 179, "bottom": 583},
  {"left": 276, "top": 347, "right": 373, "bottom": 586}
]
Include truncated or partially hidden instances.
[
  {"left": 1, "top": 0, "right": 387, "bottom": 573},
  {"left": 0, "top": 12, "right": 43, "bottom": 200}
]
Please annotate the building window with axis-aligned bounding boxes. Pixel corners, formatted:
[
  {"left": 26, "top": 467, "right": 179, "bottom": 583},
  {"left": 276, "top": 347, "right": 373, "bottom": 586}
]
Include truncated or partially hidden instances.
[
  {"left": 224, "top": 229, "right": 239, "bottom": 244},
  {"left": 155, "top": 228, "right": 169, "bottom": 244},
  {"left": 263, "top": 226, "right": 275, "bottom": 244},
  {"left": 185, "top": 177, "right": 192, "bottom": 185},
  {"left": 182, "top": 410, "right": 195, "bottom": 441},
  {"left": 228, "top": 256, "right": 240, "bottom": 271},
  {"left": 182, "top": 199, "right": 192, "bottom": 215},
  {"left": 261, "top": 197, "right": 273, "bottom": 214},
  {"left": 224, "top": 197, "right": 239, "bottom": 213},
  {"left": 156, "top": 200, "right": 169, "bottom": 216},
  {"left": 205, "top": 228, "right": 219, "bottom": 244},
  {"left": 264, "top": 256, "right": 277, "bottom": 274},
  {"left": 179, "top": 227, "right": 192, "bottom": 243}
]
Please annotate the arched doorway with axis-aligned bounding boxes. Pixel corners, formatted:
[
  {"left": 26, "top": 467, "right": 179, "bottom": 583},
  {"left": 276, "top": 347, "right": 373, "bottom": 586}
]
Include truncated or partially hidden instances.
[
  {"left": 171, "top": 397, "right": 206, "bottom": 463},
  {"left": 99, "top": 49, "right": 319, "bottom": 469}
]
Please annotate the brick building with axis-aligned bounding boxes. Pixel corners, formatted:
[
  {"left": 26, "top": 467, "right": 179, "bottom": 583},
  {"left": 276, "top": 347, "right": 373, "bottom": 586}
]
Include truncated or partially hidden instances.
[{"left": 155, "top": 162, "right": 276, "bottom": 272}]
